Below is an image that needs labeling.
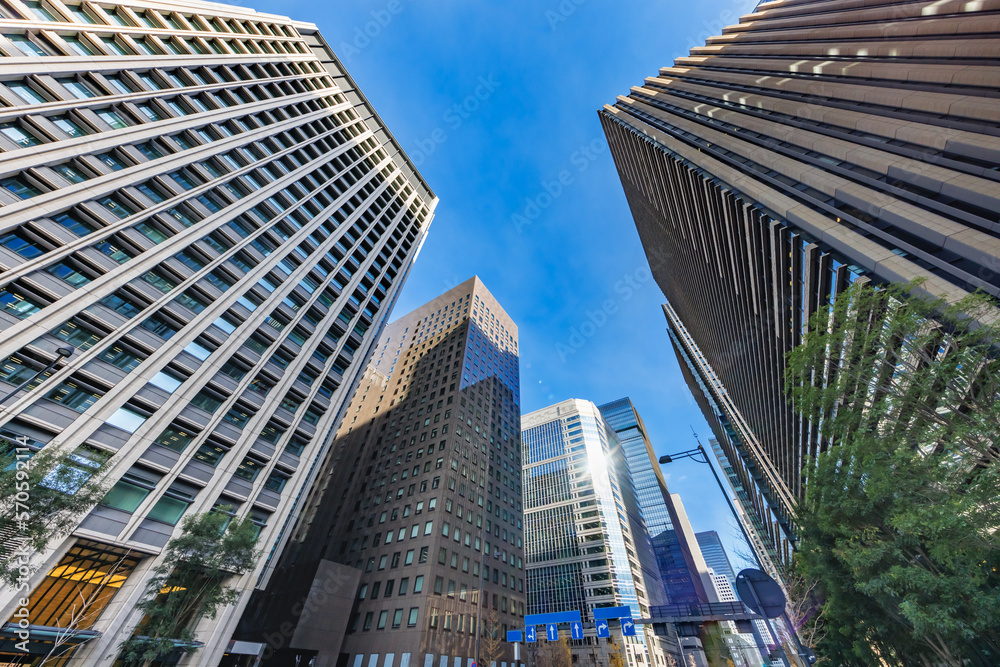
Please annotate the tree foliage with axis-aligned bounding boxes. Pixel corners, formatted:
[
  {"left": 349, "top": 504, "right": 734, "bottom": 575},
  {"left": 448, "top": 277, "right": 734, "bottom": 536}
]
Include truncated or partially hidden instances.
[
  {"left": 0, "top": 444, "right": 111, "bottom": 585},
  {"left": 608, "top": 639, "right": 628, "bottom": 667},
  {"left": 785, "top": 280, "right": 1000, "bottom": 666},
  {"left": 543, "top": 635, "right": 571, "bottom": 667},
  {"left": 117, "top": 509, "right": 258, "bottom": 666}
]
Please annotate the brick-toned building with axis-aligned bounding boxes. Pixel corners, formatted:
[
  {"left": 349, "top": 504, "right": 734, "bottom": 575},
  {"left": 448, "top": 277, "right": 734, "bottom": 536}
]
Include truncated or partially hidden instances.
[{"left": 240, "top": 277, "right": 525, "bottom": 667}]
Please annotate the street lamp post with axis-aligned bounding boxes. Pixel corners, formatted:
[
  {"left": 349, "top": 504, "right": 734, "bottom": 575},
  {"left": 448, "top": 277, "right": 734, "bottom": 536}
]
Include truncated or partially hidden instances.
[
  {"left": 0, "top": 347, "right": 74, "bottom": 407},
  {"left": 658, "top": 442, "right": 814, "bottom": 666}
]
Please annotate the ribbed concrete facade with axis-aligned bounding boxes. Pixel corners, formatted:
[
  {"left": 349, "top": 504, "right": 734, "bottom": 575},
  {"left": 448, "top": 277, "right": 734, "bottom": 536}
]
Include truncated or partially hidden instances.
[
  {"left": 239, "top": 277, "right": 525, "bottom": 667},
  {"left": 0, "top": 1, "right": 435, "bottom": 664},
  {"left": 600, "top": 0, "right": 1000, "bottom": 569}
]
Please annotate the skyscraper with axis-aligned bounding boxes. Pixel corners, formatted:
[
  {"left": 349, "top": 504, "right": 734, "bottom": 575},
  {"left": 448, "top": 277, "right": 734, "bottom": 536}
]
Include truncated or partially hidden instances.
[
  {"left": 695, "top": 531, "right": 735, "bottom": 584},
  {"left": 0, "top": 2, "right": 435, "bottom": 664},
  {"left": 522, "top": 398, "right": 668, "bottom": 667},
  {"left": 239, "top": 277, "right": 524, "bottom": 667},
  {"left": 600, "top": 0, "right": 1000, "bottom": 569},
  {"left": 598, "top": 397, "right": 707, "bottom": 606},
  {"left": 696, "top": 532, "right": 771, "bottom": 667}
]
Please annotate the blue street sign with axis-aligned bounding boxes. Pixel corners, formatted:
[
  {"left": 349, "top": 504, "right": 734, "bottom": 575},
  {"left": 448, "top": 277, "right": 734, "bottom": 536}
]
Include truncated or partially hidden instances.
[
  {"left": 526, "top": 626, "right": 537, "bottom": 642},
  {"left": 596, "top": 619, "right": 610, "bottom": 638},
  {"left": 507, "top": 630, "right": 523, "bottom": 643},
  {"left": 571, "top": 621, "right": 583, "bottom": 640},
  {"left": 621, "top": 618, "right": 636, "bottom": 637},
  {"left": 525, "top": 611, "right": 582, "bottom": 625},
  {"left": 593, "top": 606, "right": 634, "bottom": 620},
  {"left": 547, "top": 623, "right": 558, "bottom": 641}
]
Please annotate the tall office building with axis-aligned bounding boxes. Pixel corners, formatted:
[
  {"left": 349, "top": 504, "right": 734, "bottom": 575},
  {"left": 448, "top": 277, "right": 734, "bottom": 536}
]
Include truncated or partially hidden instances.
[
  {"left": 695, "top": 531, "right": 735, "bottom": 585},
  {"left": 697, "top": 532, "right": 771, "bottom": 667},
  {"left": 0, "top": 1, "right": 435, "bottom": 665},
  {"left": 600, "top": 0, "right": 1000, "bottom": 569},
  {"left": 522, "top": 399, "right": 669, "bottom": 667},
  {"left": 238, "top": 277, "right": 524, "bottom": 667},
  {"left": 598, "top": 397, "right": 707, "bottom": 606}
]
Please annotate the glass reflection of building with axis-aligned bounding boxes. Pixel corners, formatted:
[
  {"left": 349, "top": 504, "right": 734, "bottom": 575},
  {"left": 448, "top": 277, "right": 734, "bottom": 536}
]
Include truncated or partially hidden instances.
[
  {"left": 598, "top": 398, "right": 708, "bottom": 607},
  {"left": 522, "top": 399, "right": 664, "bottom": 667}
]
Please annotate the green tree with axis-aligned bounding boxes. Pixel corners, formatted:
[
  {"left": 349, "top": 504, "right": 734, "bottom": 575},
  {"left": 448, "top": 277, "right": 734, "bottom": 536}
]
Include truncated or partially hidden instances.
[
  {"left": 785, "top": 280, "right": 1000, "bottom": 666},
  {"left": 117, "top": 509, "right": 258, "bottom": 666},
  {"left": 0, "top": 443, "right": 111, "bottom": 585}
]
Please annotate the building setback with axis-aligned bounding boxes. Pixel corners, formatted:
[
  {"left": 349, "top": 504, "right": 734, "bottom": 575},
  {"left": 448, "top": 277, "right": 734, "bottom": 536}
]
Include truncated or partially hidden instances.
[
  {"left": 239, "top": 277, "right": 525, "bottom": 667},
  {"left": 522, "top": 398, "right": 670, "bottom": 667},
  {"left": 0, "top": 1, "right": 435, "bottom": 664},
  {"left": 597, "top": 398, "right": 708, "bottom": 608},
  {"left": 600, "top": 0, "right": 1000, "bottom": 570}
]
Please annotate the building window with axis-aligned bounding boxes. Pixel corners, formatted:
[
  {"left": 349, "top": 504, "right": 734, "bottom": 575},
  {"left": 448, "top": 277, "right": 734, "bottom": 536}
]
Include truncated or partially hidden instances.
[
  {"left": 376, "top": 610, "right": 388, "bottom": 630},
  {"left": 407, "top": 607, "right": 418, "bottom": 627},
  {"left": 101, "top": 474, "right": 154, "bottom": 513},
  {"left": 155, "top": 426, "right": 194, "bottom": 452},
  {"left": 21, "top": 540, "right": 142, "bottom": 630},
  {"left": 233, "top": 457, "right": 263, "bottom": 481},
  {"left": 106, "top": 407, "right": 147, "bottom": 433},
  {"left": 146, "top": 489, "right": 193, "bottom": 525},
  {"left": 264, "top": 472, "right": 288, "bottom": 493},
  {"left": 45, "top": 380, "right": 102, "bottom": 412}
]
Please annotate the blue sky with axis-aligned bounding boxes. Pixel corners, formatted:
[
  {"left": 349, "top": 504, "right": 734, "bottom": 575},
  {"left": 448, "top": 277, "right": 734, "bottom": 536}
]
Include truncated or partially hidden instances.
[{"left": 254, "top": 0, "right": 759, "bottom": 572}]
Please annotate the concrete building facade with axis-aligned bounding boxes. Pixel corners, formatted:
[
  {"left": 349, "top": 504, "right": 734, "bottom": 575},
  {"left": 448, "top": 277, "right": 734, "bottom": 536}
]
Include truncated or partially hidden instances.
[
  {"left": 238, "top": 277, "right": 525, "bottom": 667},
  {"left": 601, "top": 0, "right": 1000, "bottom": 570},
  {"left": 0, "top": 1, "right": 435, "bottom": 664}
]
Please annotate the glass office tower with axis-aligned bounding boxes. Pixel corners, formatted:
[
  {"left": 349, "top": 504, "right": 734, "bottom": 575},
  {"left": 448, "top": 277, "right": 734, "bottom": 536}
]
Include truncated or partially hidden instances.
[
  {"left": 239, "top": 277, "right": 524, "bottom": 667},
  {"left": 0, "top": 2, "right": 435, "bottom": 664},
  {"left": 601, "top": 0, "right": 1000, "bottom": 572},
  {"left": 522, "top": 399, "right": 667, "bottom": 667},
  {"left": 599, "top": 397, "right": 707, "bottom": 607},
  {"left": 694, "top": 531, "right": 734, "bottom": 584}
]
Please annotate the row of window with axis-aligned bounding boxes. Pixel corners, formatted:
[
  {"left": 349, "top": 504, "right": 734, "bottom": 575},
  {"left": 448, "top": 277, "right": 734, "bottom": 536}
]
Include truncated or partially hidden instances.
[
  {"left": 1, "top": 22, "right": 307, "bottom": 59},
  {"left": 358, "top": 574, "right": 424, "bottom": 600},
  {"left": 0, "top": 129, "right": 425, "bottom": 542},
  {"left": 3, "top": 0, "right": 299, "bottom": 39},
  {"left": 355, "top": 606, "right": 420, "bottom": 632}
]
